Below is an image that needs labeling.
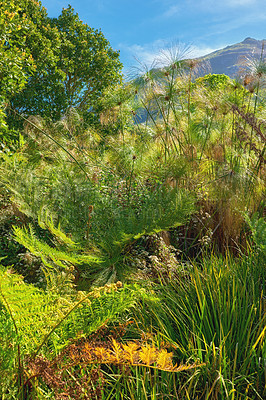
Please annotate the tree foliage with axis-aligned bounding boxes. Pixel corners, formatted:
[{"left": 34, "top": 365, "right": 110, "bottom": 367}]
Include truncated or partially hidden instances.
[
  {"left": 0, "top": 0, "right": 60, "bottom": 137},
  {"left": 51, "top": 6, "right": 123, "bottom": 111},
  {"left": 0, "top": 1, "right": 122, "bottom": 135},
  {"left": 0, "top": 0, "right": 36, "bottom": 97},
  {"left": 9, "top": 4, "right": 123, "bottom": 123}
]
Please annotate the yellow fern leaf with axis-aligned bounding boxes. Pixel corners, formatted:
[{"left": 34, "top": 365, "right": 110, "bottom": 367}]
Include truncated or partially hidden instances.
[
  {"left": 156, "top": 349, "right": 174, "bottom": 370},
  {"left": 94, "top": 347, "right": 113, "bottom": 363},
  {"left": 111, "top": 338, "right": 124, "bottom": 363},
  {"left": 122, "top": 342, "right": 140, "bottom": 364},
  {"left": 138, "top": 344, "right": 158, "bottom": 366},
  {"left": 172, "top": 362, "right": 206, "bottom": 372}
]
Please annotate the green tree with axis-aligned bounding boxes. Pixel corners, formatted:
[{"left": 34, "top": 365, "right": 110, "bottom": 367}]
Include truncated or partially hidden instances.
[
  {"left": 0, "top": 0, "right": 34, "bottom": 137},
  {"left": 1, "top": 0, "right": 60, "bottom": 137},
  {"left": 10, "top": 5, "right": 123, "bottom": 122},
  {"left": 0, "top": 0, "right": 36, "bottom": 97},
  {"left": 52, "top": 6, "right": 123, "bottom": 111}
]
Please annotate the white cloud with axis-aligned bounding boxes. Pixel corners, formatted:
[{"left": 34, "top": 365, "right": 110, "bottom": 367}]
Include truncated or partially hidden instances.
[
  {"left": 189, "top": 45, "right": 223, "bottom": 58},
  {"left": 201, "top": 9, "right": 266, "bottom": 39},
  {"left": 131, "top": 45, "right": 160, "bottom": 66},
  {"left": 120, "top": 40, "right": 222, "bottom": 75},
  {"left": 119, "top": 40, "right": 168, "bottom": 69},
  {"left": 162, "top": 5, "right": 180, "bottom": 18},
  {"left": 185, "top": 0, "right": 260, "bottom": 10},
  {"left": 225, "top": 0, "right": 257, "bottom": 5}
]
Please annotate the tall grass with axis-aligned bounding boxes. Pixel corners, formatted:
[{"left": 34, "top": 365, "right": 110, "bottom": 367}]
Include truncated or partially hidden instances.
[{"left": 134, "top": 250, "right": 265, "bottom": 399}]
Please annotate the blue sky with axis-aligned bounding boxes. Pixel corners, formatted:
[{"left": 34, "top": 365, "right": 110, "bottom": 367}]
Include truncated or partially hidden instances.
[{"left": 41, "top": 0, "right": 266, "bottom": 73}]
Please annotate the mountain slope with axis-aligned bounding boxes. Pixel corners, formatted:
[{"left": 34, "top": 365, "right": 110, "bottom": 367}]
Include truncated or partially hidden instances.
[{"left": 198, "top": 37, "right": 265, "bottom": 78}]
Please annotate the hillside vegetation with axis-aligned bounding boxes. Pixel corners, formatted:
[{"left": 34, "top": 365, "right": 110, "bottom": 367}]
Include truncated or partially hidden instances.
[{"left": 0, "top": 2, "right": 265, "bottom": 399}]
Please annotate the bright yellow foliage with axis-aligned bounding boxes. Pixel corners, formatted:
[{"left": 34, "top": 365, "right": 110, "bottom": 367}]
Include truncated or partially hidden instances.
[{"left": 79, "top": 338, "right": 204, "bottom": 373}]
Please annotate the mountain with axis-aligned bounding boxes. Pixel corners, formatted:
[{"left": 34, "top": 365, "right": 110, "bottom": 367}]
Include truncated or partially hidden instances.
[{"left": 197, "top": 37, "right": 265, "bottom": 78}]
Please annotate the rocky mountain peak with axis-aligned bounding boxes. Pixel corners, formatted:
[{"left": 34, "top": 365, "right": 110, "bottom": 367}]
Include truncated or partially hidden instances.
[
  {"left": 198, "top": 37, "right": 265, "bottom": 78},
  {"left": 243, "top": 37, "right": 258, "bottom": 44}
]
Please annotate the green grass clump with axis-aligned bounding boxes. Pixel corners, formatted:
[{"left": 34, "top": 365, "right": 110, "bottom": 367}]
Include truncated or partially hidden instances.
[{"left": 134, "top": 251, "right": 265, "bottom": 399}]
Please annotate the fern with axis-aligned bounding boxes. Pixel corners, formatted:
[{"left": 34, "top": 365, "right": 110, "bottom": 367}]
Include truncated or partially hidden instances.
[
  {"left": 0, "top": 266, "right": 154, "bottom": 397},
  {"left": 4, "top": 145, "right": 195, "bottom": 283},
  {"left": 13, "top": 224, "right": 101, "bottom": 272}
]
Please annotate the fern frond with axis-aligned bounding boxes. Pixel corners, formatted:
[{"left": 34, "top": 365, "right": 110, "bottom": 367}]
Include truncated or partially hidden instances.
[
  {"left": 13, "top": 224, "right": 101, "bottom": 271},
  {"left": 0, "top": 267, "right": 155, "bottom": 360}
]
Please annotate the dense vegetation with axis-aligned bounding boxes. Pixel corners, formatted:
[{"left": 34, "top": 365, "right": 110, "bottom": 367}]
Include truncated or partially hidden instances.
[{"left": 0, "top": 1, "right": 265, "bottom": 399}]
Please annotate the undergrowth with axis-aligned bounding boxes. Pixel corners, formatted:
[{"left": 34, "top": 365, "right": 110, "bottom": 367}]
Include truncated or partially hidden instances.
[{"left": 0, "top": 48, "right": 265, "bottom": 398}]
